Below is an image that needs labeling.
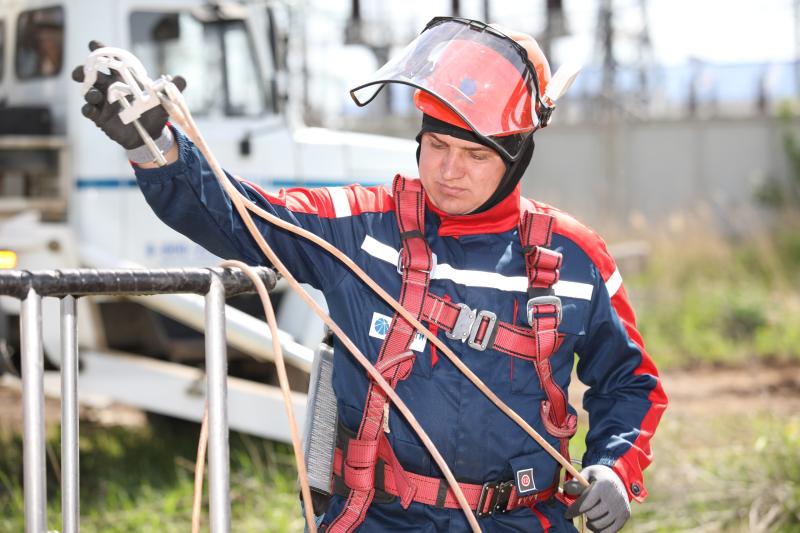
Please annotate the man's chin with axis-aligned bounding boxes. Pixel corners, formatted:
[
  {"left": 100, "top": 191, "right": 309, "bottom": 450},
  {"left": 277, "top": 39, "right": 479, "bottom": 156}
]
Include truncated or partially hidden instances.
[{"left": 428, "top": 192, "right": 477, "bottom": 216}]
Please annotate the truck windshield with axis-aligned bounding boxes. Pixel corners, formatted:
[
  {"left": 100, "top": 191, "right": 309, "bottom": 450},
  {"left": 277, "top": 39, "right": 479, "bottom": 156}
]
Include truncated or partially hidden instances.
[{"left": 130, "top": 11, "right": 267, "bottom": 116}]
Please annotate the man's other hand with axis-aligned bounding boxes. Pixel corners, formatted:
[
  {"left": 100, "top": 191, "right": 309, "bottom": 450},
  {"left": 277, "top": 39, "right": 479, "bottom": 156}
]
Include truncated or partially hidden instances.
[{"left": 564, "top": 465, "right": 631, "bottom": 533}]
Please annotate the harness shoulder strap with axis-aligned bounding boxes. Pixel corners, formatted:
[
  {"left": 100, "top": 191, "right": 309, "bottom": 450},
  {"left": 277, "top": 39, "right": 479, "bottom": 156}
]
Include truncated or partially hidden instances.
[
  {"left": 328, "top": 175, "right": 432, "bottom": 532},
  {"left": 518, "top": 200, "right": 577, "bottom": 471}
]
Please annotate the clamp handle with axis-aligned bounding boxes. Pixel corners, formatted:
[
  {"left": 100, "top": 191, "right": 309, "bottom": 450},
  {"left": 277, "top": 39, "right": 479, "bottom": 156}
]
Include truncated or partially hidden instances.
[{"left": 81, "top": 46, "right": 179, "bottom": 166}]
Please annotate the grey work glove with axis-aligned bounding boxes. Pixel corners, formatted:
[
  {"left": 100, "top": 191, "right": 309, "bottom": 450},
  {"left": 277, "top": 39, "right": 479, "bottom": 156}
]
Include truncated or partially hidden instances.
[
  {"left": 70, "top": 40, "right": 186, "bottom": 150},
  {"left": 564, "top": 465, "right": 631, "bottom": 533}
]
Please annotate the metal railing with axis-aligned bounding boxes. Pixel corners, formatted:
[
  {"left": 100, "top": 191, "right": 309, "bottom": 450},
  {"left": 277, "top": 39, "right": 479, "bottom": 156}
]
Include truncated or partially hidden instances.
[{"left": 1, "top": 267, "right": 277, "bottom": 533}]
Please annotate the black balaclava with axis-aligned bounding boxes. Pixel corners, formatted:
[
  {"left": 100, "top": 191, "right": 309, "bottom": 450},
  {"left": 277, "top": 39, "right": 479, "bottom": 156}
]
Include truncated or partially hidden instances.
[{"left": 416, "top": 114, "right": 535, "bottom": 214}]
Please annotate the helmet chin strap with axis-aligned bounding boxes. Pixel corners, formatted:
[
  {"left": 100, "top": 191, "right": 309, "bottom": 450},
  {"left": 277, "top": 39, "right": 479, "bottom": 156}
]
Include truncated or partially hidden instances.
[{"left": 471, "top": 136, "right": 534, "bottom": 214}]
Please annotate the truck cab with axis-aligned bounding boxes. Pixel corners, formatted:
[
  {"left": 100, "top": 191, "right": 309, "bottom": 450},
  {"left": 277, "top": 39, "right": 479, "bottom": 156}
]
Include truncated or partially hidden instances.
[{"left": 0, "top": 0, "right": 417, "bottom": 440}]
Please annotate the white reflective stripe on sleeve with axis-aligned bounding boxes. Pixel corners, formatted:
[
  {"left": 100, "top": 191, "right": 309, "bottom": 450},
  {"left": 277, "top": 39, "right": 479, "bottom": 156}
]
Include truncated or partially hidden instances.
[
  {"left": 605, "top": 268, "right": 623, "bottom": 298},
  {"left": 360, "top": 236, "right": 594, "bottom": 300},
  {"left": 327, "top": 187, "right": 351, "bottom": 218},
  {"left": 553, "top": 280, "right": 594, "bottom": 301}
]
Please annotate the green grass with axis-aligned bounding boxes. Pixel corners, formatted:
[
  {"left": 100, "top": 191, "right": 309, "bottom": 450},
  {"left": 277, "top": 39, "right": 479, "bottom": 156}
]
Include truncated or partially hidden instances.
[
  {"left": 627, "top": 224, "right": 800, "bottom": 369},
  {"left": 0, "top": 417, "right": 304, "bottom": 532},
  {"left": 3, "top": 412, "right": 797, "bottom": 532},
  {"left": 630, "top": 413, "right": 800, "bottom": 532}
]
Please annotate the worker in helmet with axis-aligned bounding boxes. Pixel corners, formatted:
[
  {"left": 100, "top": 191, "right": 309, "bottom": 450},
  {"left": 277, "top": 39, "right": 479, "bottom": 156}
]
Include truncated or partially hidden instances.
[{"left": 74, "top": 17, "right": 666, "bottom": 532}]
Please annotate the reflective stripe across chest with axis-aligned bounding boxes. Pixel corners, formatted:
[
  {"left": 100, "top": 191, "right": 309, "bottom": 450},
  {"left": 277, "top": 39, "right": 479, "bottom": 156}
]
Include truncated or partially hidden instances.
[{"left": 360, "top": 235, "right": 595, "bottom": 300}]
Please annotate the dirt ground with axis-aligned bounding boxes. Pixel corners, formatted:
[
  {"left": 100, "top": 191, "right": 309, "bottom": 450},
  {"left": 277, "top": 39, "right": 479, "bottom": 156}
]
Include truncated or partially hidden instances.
[
  {"left": 0, "top": 376, "right": 147, "bottom": 434},
  {"left": 568, "top": 363, "right": 800, "bottom": 418}
]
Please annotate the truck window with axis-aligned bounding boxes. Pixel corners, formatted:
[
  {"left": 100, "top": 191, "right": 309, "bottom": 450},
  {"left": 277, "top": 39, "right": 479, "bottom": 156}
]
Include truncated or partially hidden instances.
[
  {"left": 15, "top": 6, "right": 64, "bottom": 79},
  {"left": 130, "top": 11, "right": 267, "bottom": 117},
  {"left": 222, "top": 23, "right": 265, "bottom": 116}
]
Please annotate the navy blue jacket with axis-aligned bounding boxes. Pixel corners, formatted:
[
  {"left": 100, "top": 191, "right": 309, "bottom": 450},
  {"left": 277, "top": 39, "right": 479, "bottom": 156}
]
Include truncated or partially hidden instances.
[{"left": 134, "top": 129, "right": 667, "bottom": 532}]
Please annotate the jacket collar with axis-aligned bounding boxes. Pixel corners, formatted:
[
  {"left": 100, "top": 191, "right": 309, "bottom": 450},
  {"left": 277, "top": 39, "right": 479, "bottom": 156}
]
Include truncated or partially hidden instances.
[{"left": 426, "top": 185, "right": 522, "bottom": 237}]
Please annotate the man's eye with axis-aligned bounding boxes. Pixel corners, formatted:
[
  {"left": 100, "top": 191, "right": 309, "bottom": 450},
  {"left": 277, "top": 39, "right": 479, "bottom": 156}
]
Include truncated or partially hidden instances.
[
  {"left": 470, "top": 152, "right": 487, "bottom": 161},
  {"left": 431, "top": 142, "right": 445, "bottom": 149}
]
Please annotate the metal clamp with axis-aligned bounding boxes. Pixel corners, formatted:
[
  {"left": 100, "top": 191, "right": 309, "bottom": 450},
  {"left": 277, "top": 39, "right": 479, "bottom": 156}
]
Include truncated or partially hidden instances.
[
  {"left": 475, "top": 480, "right": 514, "bottom": 517},
  {"left": 467, "top": 310, "right": 497, "bottom": 351},
  {"left": 526, "top": 295, "right": 562, "bottom": 326},
  {"left": 445, "top": 303, "right": 477, "bottom": 342}
]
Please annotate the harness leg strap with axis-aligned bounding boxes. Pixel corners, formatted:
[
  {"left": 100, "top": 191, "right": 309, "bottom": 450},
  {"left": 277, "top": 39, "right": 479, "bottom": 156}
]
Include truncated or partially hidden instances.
[{"left": 343, "top": 439, "right": 379, "bottom": 492}]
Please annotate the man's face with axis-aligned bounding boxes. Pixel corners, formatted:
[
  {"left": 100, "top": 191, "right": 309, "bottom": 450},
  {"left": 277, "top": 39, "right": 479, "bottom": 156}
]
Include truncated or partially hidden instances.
[{"left": 418, "top": 132, "right": 506, "bottom": 215}]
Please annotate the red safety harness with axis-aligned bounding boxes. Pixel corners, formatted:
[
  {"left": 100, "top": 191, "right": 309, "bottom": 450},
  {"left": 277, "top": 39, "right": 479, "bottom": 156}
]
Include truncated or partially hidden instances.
[{"left": 327, "top": 176, "right": 575, "bottom": 531}]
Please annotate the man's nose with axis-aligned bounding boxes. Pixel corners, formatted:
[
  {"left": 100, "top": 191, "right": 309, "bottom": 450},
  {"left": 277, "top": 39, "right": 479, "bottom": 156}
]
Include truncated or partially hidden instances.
[{"left": 440, "top": 151, "right": 464, "bottom": 181}]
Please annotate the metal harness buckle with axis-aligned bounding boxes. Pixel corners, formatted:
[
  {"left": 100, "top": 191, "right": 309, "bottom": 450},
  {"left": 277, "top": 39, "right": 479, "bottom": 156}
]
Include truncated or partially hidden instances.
[
  {"left": 445, "top": 303, "right": 477, "bottom": 342},
  {"left": 396, "top": 252, "right": 434, "bottom": 275},
  {"left": 476, "top": 480, "right": 514, "bottom": 518},
  {"left": 467, "top": 310, "right": 497, "bottom": 351},
  {"left": 526, "top": 295, "right": 563, "bottom": 326}
]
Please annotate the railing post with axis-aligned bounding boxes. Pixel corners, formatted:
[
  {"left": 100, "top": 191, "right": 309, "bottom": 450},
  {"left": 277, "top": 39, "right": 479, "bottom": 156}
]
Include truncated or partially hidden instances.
[
  {"left": 205, "top": 273, "right": 230, "bottom": 533},
  {"left": 61, "top": 296, "right": 80, "bottom": 533},
  {"left": 21, "top": 288, "right": 46, "bottom": 533}
]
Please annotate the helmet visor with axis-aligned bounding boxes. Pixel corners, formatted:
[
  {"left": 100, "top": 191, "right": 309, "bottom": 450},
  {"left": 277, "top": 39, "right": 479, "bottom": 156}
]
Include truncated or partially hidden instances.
[{"left": 350, "top": 17, "right": 540, "bottom": 161}]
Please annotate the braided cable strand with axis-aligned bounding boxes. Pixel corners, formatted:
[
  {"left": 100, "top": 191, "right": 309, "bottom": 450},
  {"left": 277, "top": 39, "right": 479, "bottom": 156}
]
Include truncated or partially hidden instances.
[
  {"left": 220, "top": 260, "right": 317, "bottom": 532},
  {"left": 192, "top": 405, "right": 209, "bottom": 533}
]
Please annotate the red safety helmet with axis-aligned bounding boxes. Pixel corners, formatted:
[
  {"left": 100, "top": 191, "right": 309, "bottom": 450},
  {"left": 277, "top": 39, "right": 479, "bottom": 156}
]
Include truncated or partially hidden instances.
[{"left": 350, "top": 17, "right": 554, "bottom": 161}]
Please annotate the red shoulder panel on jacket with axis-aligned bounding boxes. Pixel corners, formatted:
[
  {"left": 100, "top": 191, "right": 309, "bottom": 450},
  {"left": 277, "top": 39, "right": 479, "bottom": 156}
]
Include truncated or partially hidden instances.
[
  {"left": 346, "top": 182, "right": 395, "bottom": 216},
  {"left": 525, "top": 198, "right": 617, "bottom": 282},
  {"left": 239, "top": 179, "right": 394, "bottom": 219}
]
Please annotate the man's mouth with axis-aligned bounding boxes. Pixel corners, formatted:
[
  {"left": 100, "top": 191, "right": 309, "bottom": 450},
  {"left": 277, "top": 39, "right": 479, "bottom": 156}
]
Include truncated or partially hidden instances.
[{"left": 439, "top": 183, "right": 466, "bottom": 197}]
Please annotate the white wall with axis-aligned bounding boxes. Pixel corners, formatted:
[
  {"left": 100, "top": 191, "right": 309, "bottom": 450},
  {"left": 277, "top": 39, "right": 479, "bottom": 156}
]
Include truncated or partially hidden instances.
[{"left": 521, "top": 115, "right": 794, "bottom": 238}]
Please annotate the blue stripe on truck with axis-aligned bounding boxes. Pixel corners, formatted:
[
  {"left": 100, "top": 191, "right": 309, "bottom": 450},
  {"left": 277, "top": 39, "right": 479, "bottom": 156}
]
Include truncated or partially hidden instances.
[{"left": 75, "top": 178, "right": 386, "bottom": 190}]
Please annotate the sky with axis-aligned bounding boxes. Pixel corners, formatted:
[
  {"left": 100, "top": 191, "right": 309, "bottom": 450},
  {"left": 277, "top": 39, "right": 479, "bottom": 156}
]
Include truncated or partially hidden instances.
[
  {"left": 310, "top": 0, "right": 798, "bottom": 66},
  {"left": 303, "top": 0, "right": 798, "bottom": 116},
  {"left": 609, "top": 0, "right": 795, "bottom": 65}
]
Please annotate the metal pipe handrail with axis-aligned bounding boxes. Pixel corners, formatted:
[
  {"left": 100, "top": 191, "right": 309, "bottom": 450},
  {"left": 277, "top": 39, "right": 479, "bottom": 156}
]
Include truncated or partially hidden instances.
[
  {"left": 0, "top": 267, "right": 277, "bottom": 299},
  {"left": 9, "top": 266, "right": 278, "bottom": 533}
]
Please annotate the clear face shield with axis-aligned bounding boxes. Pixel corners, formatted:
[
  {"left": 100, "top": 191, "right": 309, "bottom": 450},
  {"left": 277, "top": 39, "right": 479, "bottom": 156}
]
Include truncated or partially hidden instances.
[{"left": 349, "top": 17, "right": 547, "bottom": 162}]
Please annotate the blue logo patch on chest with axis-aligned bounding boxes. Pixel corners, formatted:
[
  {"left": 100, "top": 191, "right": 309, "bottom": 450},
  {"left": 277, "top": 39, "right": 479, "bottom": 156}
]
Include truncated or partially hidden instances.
[
  {"left": 516, "top": 468, "right": 537, "bottom": 495},
  {"left": 368, "top": 312, "right": 427, "bottom": 352}
]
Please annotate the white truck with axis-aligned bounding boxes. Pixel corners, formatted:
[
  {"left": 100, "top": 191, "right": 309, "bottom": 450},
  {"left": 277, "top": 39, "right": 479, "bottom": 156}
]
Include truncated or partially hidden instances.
[{"left": 0, "top": 0, "right": 417, "bottom": 441}]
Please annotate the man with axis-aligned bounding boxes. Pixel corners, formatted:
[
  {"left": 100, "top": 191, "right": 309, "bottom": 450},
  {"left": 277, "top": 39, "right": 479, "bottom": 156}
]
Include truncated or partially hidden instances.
[{"left": 74, "top": 17, "right": 666, "bottom": 532}]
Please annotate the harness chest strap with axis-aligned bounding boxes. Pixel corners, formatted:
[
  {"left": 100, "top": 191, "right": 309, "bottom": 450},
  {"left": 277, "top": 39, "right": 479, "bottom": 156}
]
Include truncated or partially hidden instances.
[
  {"left": 416, "top": 206, "right": 574, "bottom": 444},
  {"left": 421, "top": 292, "right": 562, "bottom": 359},
  {"left": 418, "top": 206, "right": 575, "bottom": 461},
  {"left": 327, "top": 176, "right": 432, "bottom": 533}
]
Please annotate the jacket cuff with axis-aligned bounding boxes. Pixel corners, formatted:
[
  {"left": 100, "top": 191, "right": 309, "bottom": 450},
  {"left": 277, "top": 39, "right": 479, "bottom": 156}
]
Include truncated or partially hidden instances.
[
  {"left": 582, "top": 453, "right": 648, "bottom": 503},
  {"left": 132, "top": 125, "right": 193, "bottom": 185}
]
